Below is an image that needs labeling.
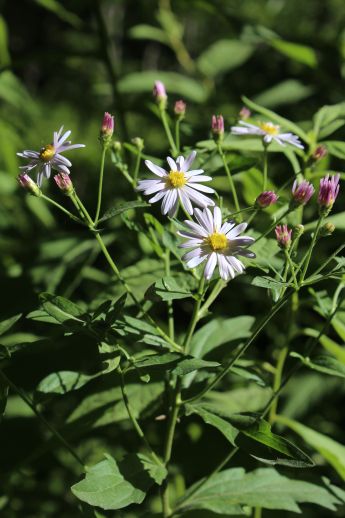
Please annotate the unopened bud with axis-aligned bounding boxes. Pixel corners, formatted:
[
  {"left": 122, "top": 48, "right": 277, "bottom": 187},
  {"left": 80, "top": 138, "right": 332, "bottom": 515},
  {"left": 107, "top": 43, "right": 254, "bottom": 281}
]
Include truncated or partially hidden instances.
[
  {"left": 54, "top": 173, "right": 74, "bottom": 195},
  {"left": 239, "top": 107, "right": 251, "bottom": 120},
  {"left": 318, "top": 174, "right": 340, "bottom": 216},
  {"left": 255, "top": 191, "right": 278, "bottom": 209},
  {"left": 312, "top": 145, "right": 327, "bottom": 161},
  {"left": 100, "top": 112, "right": 114, "bottom": 147},
  {"left": 17, "top": 173, "right": 41, "bottom": 197},
  {"left": 319, "top": 222, "right": 335, "bottom": 237},
  {"left": 291, "top": 179, "right": 314, "bottom": 207},
  {"left": 211, "top": 115, "right": 224, "bottom": 140},
  {"left": 131, "top": 137, "right": 144, "bottom": 151},
  {"left": 275, "top": 224, "right": 292, "bottom": 249},
  {"left": 153, "top": 80, "right": 167, "bottom": 109},
  {"left": 293, "top": 224, "right": 304, "bottom": 239},
  {"left": 113, "top": 140, "right": 122, "bottom": 153},
  {"left": 174, "top": 99, "right": 186, "bottom": 119}
]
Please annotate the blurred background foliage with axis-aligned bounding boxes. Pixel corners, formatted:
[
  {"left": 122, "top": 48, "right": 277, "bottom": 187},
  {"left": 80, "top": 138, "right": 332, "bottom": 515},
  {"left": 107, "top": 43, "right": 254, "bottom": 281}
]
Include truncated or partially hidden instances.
[{"left": 1, "top": 0, "right": 345, "bottom": 517}]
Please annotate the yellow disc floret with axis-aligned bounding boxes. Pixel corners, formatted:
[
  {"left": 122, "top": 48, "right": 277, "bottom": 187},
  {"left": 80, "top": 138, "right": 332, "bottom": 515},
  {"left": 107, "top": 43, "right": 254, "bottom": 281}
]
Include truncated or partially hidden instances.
[
  {"left": 167, "top": 170, "right": 186, "bottom": 188},
  {"left": 39, "top": 144, "right": 56, "bottom": 162},
  {"left": 206, "top": 232, "right": 228, "bottom": 251},
  {"left": 259, "top": 122, "right": 280, "bottom": 135}
]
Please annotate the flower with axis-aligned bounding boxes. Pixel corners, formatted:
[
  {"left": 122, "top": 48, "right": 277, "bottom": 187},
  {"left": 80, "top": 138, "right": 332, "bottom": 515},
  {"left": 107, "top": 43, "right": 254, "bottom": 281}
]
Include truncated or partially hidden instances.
[
  {"left": 275, "top": 224, "right": 292, "bottom": 249},
  {"left": 54, "top": 172, "right": 74, "bottom": 195},
  {"left": 291, "top": 179, "right": 314, "bottom": 206},
  {"left": 153, "top": 80, "right": 167, "bottom": 108},
  {"left": 318, "top": 173, "right": 340, "bottom": 214},
  {"left": 100, "top": 112, "right": 114, "bottom": 139},
  {"left": 17, "top": 126, "right": 85, "bottom": 187},
  {"left": 255, "top": 191, "right": 278, "bottom": 208},
  {"left": 211, "top": 115, "right": 224, "bottom": 138},
  {"left": 178, "top": 206, "right": 255, "bottom": 281},
  {"left": 231, "top": 120, "right": 304, "bottom": 149},
  {"left": 312, "top": 145, "right": 327, "bottom": 161},
  {"left": 174, "top": 100, "right": 186, "bottom": 118},
  {"left": 137, "top": 151, "right": 215, "bottom": 217},
  {"left": 239, "top": 107, "right": 251, "bottom": 120},
  {"left": 17, "top": 173, "right": 41, "bottom": 197}
]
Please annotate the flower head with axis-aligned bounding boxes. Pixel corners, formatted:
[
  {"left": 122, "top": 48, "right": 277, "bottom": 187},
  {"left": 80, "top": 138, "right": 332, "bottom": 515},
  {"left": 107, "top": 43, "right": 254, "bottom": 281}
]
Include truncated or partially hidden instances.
[
  {"left": 231, "top": 120, "right": 304, "bottom": 149},
  {"left": 174, "top": 100, "right": 186, "bottom": 118},
  {"left": 255, "top": 191, "right": 278, "bottom": 208},
  {"left": 312, "top": 145, "right": 327, "bottom": 161},
  {"left": 54, "top": 172, "right": 74, "bottom": 195},
  {"left": 239, "top": 107, "right": 251, "bottom": 120},
  {"left": 17, "top": 173, "right": 41, "bottom": 197},
  {"left": 291, "top": 179, "right": 314, "bottom": 206},
  {"left": 318, "top": 174, "right": 340, "bottom": 215},
  {"left": 178, "top": 206, "right": 255, "bottom": 281},
  {"left": 137, "top": 151, "right": 215, "bottom": 217},
  {"left": 100, "top": 112, "right": 114, "bottom": 140},
  {"left": 275, "top": 224, "right": 292, "bottom": 249},
  {"left": 17, "top": 126, "right": 85, "bottom": 187},
  {"left": 211, "top": 115, "right": 224, "bottom": 139},
  {"left": 153, "top": 80, "right": 167, "bottom": 108}
]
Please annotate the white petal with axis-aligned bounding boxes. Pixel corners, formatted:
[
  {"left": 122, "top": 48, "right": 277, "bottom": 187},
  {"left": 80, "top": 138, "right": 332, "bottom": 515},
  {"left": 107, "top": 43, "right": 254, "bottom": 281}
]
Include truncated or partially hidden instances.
[
  {"left": 179, "top": 238, "right": 204, "bottom": 248},
  {"left": 54, "top": 154, "right": 72, "bottom": 167},
  {"left": 44, "top": 163, "right": 51, "bottom": 179},
  {"left": 178, "top": 189, "right": 194, "bottom": 215},
  {"left": 57, "top": 130, "right": 71, "bottom": 146},
  {"left": 184, "top": 186, "right": 215, "bottom": 209},
  {"left": 37, "top": 171, "right": 44, "bottom": 187},
  {"left": 162, "top": 189, "right": 178, "bottom": 216},
  {"left": 176, "top": 155, "right": 184, "bottom": 170},
  {"left": 145, "top": 160, "right": 167, "bottom": 177},
  {"left": 204, "top": 252, "right": 217, "bottom": 280},
  {"left": 137, "top": 179, "right": 165, "bottom": 194},
  {"left": 227, "top": 222, "right": 248, "bottom": 238},
  {"left": 58, "top": 164, "right": 71, "bottom": 174},
  {"left": 187, "top": 175, "right": 212, "bottom": 182},
  {"left": 186, "top": 182, "right": 215, "bottom": 194},
  {"left": 168, "top": 191, "right": 179, "bottom": 217},
  {"left": 194, "top": 207, "right": 214, "bottom": 233},
  {"left": 58, "top": 143, "right": 85, "bottom": 152},
  {"left": 221, "top": 221, "right": 236, "bottom": 234},
  {"left": 263, "top": 135, "right": 273, "bottom": 144},
  {"left": 177, "top": 229, "right": 200, "bottom": 239},
  {"left": 184, "top": 220, "right": 209, "bottom": 237},
  {"left": 185, "top": 169, "right": 205, "bottom": 177},
  {"left": 181, "top": 150, "right": 197, "bottom": 172},
  {"left": 186, "top": 254, "right": 208, "bottom": 269},
  {"left": 231, "top": 236, "right": 255, "bottom": 246},
  {"left": 227, "top": 256, "right": 244, "bottom": 273},
  {"left": 213, "top": 206, "right": 222, "bottom": 231},
  {"left": 166, "top": 156, "right": 177, "bottom": 171},
  {"left": 149, "top": 190, "right": 166, "bottom": 204},
  {"left": 218, "top": 255, "right": 232, "bottom": 280}
]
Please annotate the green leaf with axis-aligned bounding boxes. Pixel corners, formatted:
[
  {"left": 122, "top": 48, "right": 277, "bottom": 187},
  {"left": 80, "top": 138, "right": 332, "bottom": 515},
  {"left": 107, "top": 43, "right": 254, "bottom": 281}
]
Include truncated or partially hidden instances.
[
  {"left": 290, "top": 352, "right": 345, "bottom": 379},
  {"left": 34, "top": 0, "right": 81, "bottom": 27},
  {"left": 277, "top": 415, "right": 345, "bottom": 480},
  {"left": 118, "top": 71, "right": 208, "bottom": 102},
  {"left": 254, "top": 80, "right": 313, "bottom": 108},
  {"left": 269, "top": 39, "right": 317, "bottom": 68},
  {"left": 0, "top": 314, "right": 21, "bottom": 336},
  {"left": 185, "top": 404, "right": 238, "bottom": 446},
  {"left": 71, "top": 453, "right": 163, "bottom": 510},
  {"left": 197, "top": 40, "right": 253, "bottom": 77},
  {"left": 313, "top": 102, "right": 345, "bottom": 138},
  {"left": 242, "top": 96, "right": 310, "bottom": 143},
  {"left": 252, "top": 276, "right": 289, "bottom": 290},
  {"left": 39, "top": 293, "right": 85, "bottom": 324},
  {"left": 0, "top": 16, "right": 10, "bottom": 67},
  {"left": 176, "top": 467, "right": 340, "bottom": 514},
  {"left": 129, "top": 24, "right": 168, "bottom": 45},
  {"left": 131, "top": 352, "right": 219, "bottom": 377},
  {"left": 98, "top": 201, "right": 149, "bottom": 224},
  {"left": 145, "top": 275, "right": 196, "bottom": 302},
  {"left": 322, "top": 140, "right": 345, "bottom": 159},
  {"left": 0, "top": 376, "right": 8, "bottom": 418}
]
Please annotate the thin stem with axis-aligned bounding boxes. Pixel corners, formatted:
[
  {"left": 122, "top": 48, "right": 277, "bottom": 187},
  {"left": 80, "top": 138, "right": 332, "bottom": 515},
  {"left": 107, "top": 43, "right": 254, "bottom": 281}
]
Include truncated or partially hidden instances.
[
  {"left": 284, "top": 249, "right": 298, "bottom": 290},
  {"left": 268, "top": 345, "right": 289, "bottom": 423},
  {"left": 41, "top": 194, "right": 84, "bottom": 224},
  {"left": 183, "top": 291, "right": 292, "bottom": 404},
  {"left": 255, "top": 208, "right": 290, "bottom": 244},
  {"left": 218, "top": 144, "right": 241, "bottom": 219},
  {"left": 254, "top": 506, "right": 262, "bottom": 518},
  {"left": 183, "top": 276, "right": 206, "bottom": 354},
  {"left": 94, "top": 146, "right": 107, "bottom": 226},
  {"left": 262, "top": 144, "right": 268, "bottom": 191},
  {"left": 198, "top": 279, "right": 226, "bottom": 320},
  {"left": 175, "top": 119, "right": 181, "bottom": 154},
  {"left": 165, "top": 222, "right": 175, "bottom": 341},
  {"left": 160, "top": 109, "right": 178, "bottom": 156},
  {"left": 299, "top": 215, "right": 323, "bottom": 284},
  {"left": 0, "top": 369, "right": 84, "bottom": 467},
  {"left": 132, "top": 150, "right": 142, "bottom": 188}
]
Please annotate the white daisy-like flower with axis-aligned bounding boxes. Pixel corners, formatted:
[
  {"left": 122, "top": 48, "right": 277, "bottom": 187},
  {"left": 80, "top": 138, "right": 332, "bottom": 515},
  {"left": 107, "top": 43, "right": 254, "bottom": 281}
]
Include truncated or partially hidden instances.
[
  {"left": 178, "top": 206, "right": 255, "bottom": 281},
  {"left": 17, "top": 126, "right": 85, "bottom": 186},
  {"left": 231, "top": 120, "right": 304, "bottom": 149},
  {"left": 137, "top": 151, "right": 215, "bottom": 217}
]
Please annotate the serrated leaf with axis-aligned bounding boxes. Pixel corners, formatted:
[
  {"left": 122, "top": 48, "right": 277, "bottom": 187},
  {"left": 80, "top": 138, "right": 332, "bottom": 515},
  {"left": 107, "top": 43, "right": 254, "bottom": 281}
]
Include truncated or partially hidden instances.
[
  {"left": 0, "top": 314, "right": 21, "bottom": 336},
  {"left": 98, "top": 201, "right": 149, "bottom": 224},
  {"left": 197, "top": 40, "right": 253, "bottom": 77},
  {"left": 277, "top": 415, "right": 345, "bottom": 480},
  {"left": 71, "top": 453, "right": 163, "bottom": 510},
  {"left": 176, "top": 467, "right": 340, "bottom": 514},
  {"left": 291, "top": 352, "right": 345, "bottom": 378}
]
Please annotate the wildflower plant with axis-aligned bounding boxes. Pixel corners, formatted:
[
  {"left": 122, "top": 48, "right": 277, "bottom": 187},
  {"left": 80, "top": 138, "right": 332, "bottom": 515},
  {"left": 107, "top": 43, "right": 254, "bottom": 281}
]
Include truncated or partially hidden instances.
[{"left": 6, "top": 81, "right": 345, "bottom": 518}]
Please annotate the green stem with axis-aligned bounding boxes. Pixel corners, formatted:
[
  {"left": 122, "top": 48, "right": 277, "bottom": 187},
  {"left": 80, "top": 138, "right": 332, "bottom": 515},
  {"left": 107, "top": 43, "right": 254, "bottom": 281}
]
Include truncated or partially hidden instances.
[
  {"left": 41, "top": 194, "right": 84, "bottom": 224},
  {"left": 198, "top": 279, "right": 226, "bottom": 320},
  {"left": 262, "top": 144, "right": 268, "bottom": 191},
  {"left": 268, "top": 345, "right": 289, "bottom": 423},
  {"left": 160, "top": 109, "right": 178, "bottom": 156},
  {"left": 299, "top": 215, "right": 324, "bottom": 284},
  {"left": 165, "top": 223, "right": 175, "bottom": 341},
  {"left": 132, "top": 150, "right": 142, "bottom": 188},
  {"left": 255, "top": 208, "right": 290, "bottom": 244},
  {"left": 94, "top": 146, "right": 107, "bottom": 226},
  {"left": 254, "top": 506, "right": 262, "bottom": 518},
  {"left": 0, "top": 369, "right": 84, "bottom": 467},
  {"left": 218, "top": 144, "right": 241, "bottom": 219},
  {"left": 175, "top": 119, "right": 181, "bottom": 154},
  {"left": 284, "top": 249, "right": 298, "bottom": 290}
]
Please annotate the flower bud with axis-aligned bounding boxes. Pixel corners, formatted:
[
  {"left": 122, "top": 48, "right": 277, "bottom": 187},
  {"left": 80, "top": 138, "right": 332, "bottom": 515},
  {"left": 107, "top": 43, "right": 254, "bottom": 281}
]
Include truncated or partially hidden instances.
[
  {"left": 17, "top": 173, "right": 41, "bottom": 197},
  {"left": 174, "top": 99, "right": 186, "bottom": 119},
  {"left": 131, "top": 137, "right": 144, "bottom": 151},
  {"left": 239, "top": 107, "right": 251, "bottom": 120},
  {"left": 113, "top": 140, "right": 122, "bottom": 153},
  {"left": 153, "top": 80, "right": 167, "bottom": 109},
  {"left": 211, "top": 115, "right": 224, "bottom": 140},
  {"left": 54, "top": 172, "right": 74, "bottom": 195},
  {"left": 291, "top": 179, "right": 314, "bottom": 207},
  {"left": 318, "top": 173, "right": 340, "bottom": 216},
  {"left": 275, "top": 224, "right": 292, "bottom": 249},
  {"left": 312, "top": 145, "right": 327, "bottom": 161},
  {"left": 100, "top": 113, "right": 114, "bottom": 148},
  {"left": 255, "top": 190, "right": 278, "bottom": 209},
  {"left": 293, "top": 224, "right": 304, "bottom": 240},
  {"left": 319, "top": 222, "right": 335, "bottom": 237}
]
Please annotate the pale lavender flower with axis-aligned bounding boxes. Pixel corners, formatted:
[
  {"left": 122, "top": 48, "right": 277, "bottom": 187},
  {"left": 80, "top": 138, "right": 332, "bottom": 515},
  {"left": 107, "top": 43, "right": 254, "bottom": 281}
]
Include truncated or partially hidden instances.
[
  {"left": 255, "top": 191, "right": 278, "bottom": 208},
  {"left": 137, "top": 151, "right": 215, "bottom": 217},
  {"left": 17, "top": 173, "right": 41, "bottom": 196},
  {"left": 231, "top": 120, "right": 304, "bottom": 149},
  {"left": 100, "top": 112, "right": 114, "bottom": 138},
  {"left": 291, "top": 179, "right": 314, "bottom": 206},
  {"left": 54, "top": 172, "right": 74, "bottom": 195},
  {"left": 17, "top": 126, "right": 85, "bottom": 187},
  {"left": 178, "top": 206, "right": 255, "bottom": 281},
  {"left": 211, "top": 115, "right": 224, "bottom": 138},
  {"left": 275, "top": 224, "right": 292, "bottom": 249},
  {"left": 153, "top": 80, "right": 167, "bottom": 104},
  {"left": 318, "top": 174, "right": 340, "bottom": 213}
]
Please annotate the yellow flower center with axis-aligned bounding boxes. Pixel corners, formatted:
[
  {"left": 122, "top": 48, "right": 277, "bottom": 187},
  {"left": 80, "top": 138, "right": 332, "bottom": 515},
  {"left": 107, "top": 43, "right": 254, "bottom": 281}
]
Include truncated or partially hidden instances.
[
  {"left": 206, "top": 232, "right": 228, "bottom": 251},
  {"left": 167, "top": 170, "right": 186, "bottom": 188},
  {"left": 259, "top": 122, "right": 280, "bottom": 135},
  {"left": 39, "top": 144, "right": 56, "bottom": 162}
]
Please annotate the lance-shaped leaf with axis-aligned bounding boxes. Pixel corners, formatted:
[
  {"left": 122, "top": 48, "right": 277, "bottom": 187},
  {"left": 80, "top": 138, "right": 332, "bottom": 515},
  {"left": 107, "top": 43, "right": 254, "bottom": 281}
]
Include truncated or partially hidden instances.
[
  {"left": 0, "top": 314, "right": 21, "bottom": 336},
  {"left": 39, "top": 293, "right": 86, "bottom": 325},
  {"left": 130, "top": 352, "right": 219, "bottom": 378},
  {"left": 290, "top": 352, "right": 345, "bottom": 379},
  {"left": 145, "top": 275, "right": 196, "bottom": 302}
]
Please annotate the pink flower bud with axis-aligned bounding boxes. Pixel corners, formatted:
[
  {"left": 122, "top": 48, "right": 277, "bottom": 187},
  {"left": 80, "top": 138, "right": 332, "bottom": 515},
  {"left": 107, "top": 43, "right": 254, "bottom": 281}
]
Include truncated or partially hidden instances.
[
  {"left": 318, "top": 174, "right": 340, "bottom": 215},
  {"left": 100, "top": 112, "right": 114, "bottom": 141},
  {"left": 54, "top": 172, "right": 74, "bottom": 195},
  {"left": 174, "top": 99, "right": 186, "bottom": 118},
  {"left": 312, "top": 145, "right": 327, "bottom": 161},
  {"left": 17, "top": 173, "right": 41, "bottom": 196},
  {"left": 211, "top": 115, "right": 224, "bottom": 139},
  {"left": 153, "top": 81, "right": 167, "bottom": 108},
  {"left": 275, "top": 224, "right": 292, "bottom": 249},
  {"left": 239, "top": 107, "right": 251, "bottom": 120},
  {"left": 291, "top": 179, "right": 314, "bottom": 206},
  {"left": 255, "top": 191, "right": 278, "bottom": 208}
]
